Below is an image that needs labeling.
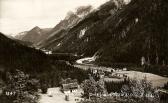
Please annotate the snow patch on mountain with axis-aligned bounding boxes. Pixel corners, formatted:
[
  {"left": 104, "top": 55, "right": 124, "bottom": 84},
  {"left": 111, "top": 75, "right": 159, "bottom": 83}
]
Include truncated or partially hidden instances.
[
  {"left": 57, "top": 43, "right": 61, "bottom": 47},
  {"left": 124, "top": 0, "right": 131, "bottom": 4},
  {"left": 79, "top": 27, "right": 88, "bottom": 39}
]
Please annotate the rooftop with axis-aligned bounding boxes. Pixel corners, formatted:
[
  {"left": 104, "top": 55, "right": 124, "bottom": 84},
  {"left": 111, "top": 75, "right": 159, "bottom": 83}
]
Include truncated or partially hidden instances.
[{"left": 62, "top": 82, "right": 78, "bottom": 91}]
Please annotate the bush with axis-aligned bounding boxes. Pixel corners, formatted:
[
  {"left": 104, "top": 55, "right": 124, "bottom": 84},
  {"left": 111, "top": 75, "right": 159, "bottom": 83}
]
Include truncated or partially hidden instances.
[
  {"left": 5, "top": 69, "right": 39, "bottom": 103},
  {"left": 0, "top": 95, "right": 13, "bottom": 103},
  {"left": 41, "top": 84, "right": 48, "bottom": 94},
  {"left": 121, "top": 77, "right": 160, "bottom": 103},
  {"left": 105, "top": 79, "right": 129, "bottom": 93},
  {"left": 163, "top": 82, "right": 168, "bottom": 90}
]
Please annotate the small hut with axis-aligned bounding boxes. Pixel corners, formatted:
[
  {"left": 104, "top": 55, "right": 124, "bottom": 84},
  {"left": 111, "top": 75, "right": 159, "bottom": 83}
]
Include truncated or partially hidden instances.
[{"left": 61, "top": 78, "right": 78, "bottom": 94}]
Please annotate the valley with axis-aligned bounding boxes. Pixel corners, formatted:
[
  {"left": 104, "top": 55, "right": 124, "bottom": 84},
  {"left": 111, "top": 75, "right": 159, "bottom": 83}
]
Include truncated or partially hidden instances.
[
  {"left": 74, "top": 61, "right": 168, "bottom": 87},
  {"left": 1, "top": 0, "right": 168, "bottom": 103}
]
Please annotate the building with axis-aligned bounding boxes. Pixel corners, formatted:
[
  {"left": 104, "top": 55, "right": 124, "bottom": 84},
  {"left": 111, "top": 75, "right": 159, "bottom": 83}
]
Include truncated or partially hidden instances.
[
  {"left": 61, "top": 78, "right": 78, "bottom": 94},
  {"left": 111, "top": 73, "right": 126, "bottom": 78},
  {"left": 99, "top": 71, "right": 105, "bottom": 79},
  {"left": 92, "top": 69, "right": 98, "bottom": 74},
  {"left": 62, "top": 82, "right": 78, "bottom": 94}
]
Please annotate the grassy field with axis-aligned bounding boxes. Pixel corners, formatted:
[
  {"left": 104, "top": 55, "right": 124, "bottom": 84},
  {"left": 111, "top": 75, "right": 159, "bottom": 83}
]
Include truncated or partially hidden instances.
[{"left": 115, "top": 71, "right": 168, "bottom": 87}]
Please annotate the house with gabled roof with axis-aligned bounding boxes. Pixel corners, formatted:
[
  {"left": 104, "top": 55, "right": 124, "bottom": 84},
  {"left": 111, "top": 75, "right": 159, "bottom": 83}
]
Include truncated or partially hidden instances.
[{"left": 60, "top": 78, "right": 79, "bottom": 94}]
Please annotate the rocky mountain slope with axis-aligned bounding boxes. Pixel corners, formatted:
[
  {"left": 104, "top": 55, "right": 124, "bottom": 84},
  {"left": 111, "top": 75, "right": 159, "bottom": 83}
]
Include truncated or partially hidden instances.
[
  {"left": 15, "top": 31, "right": 28, "bottom": 40},
  {"left": 40, "top": 0, "right": 168, "bottom": 66},
  {"left": 15, "top": 26, "right": 52, "bottom": 46},
  {"left": 37, "top": 5, "right": 93, "bottom": 49},
  {"left": 37, "top": 12, "right": 81, "bottom": 48},
  {"left": 96, "top": 0, "right": 168, "bottom": 65},
  {"left": 40, "top": 0, "right": 125, "bottom": 55}
]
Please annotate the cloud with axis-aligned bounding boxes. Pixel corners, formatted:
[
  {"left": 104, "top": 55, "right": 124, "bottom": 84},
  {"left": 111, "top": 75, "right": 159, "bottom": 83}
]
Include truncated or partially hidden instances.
[{"left": 0, "top": 0, "right": 109, "bottom": 35}]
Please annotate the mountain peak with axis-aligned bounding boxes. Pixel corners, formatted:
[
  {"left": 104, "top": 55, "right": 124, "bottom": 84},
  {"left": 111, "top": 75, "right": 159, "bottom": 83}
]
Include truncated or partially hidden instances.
[{"left": 32, "top": 26, "right": 41, "bottom": 31}]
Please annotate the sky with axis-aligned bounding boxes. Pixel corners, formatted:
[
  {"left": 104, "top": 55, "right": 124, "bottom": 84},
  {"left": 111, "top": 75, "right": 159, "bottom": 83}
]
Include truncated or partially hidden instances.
[{"left": 0, "top": 0, "right": 109, "bottom": 35}]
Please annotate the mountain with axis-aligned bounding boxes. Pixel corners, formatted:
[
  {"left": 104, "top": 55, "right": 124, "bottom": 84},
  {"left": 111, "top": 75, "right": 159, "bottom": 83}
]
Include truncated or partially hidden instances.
[
  {"left": 95, "top": 0, "right": 168, "bottom": 65},
  {"left": 0, "top": 32, "right": 89, "bottom": 89},
  {"left": 37, "top": 6, "right": 93, "bottom": 49},
  {"left": 15, "top": 31, "right": 28, "bottom": 40},
  {"left": 15, "top": 26, "right": 52, "bottom": 46},
  {"left": 0, "top": 32, "right": 51, "bottom": 73},
  {"left": 37, "top": 12, "right": 81, "bottom": 48},
  {"left": 6, "top": 34, "right": 33, "bottom": 46},
  {"left": 41, "top": 0, "right": 168, "bottom": 66},
  {"left": 40, "top": 0, "right": 125, "bottom": 54}
]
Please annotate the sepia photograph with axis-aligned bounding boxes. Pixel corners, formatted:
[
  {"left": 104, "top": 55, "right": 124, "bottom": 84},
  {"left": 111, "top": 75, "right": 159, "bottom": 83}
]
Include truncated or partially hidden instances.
[{"left": 0, "top": 0, "right": 168, "bottom": 103}]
